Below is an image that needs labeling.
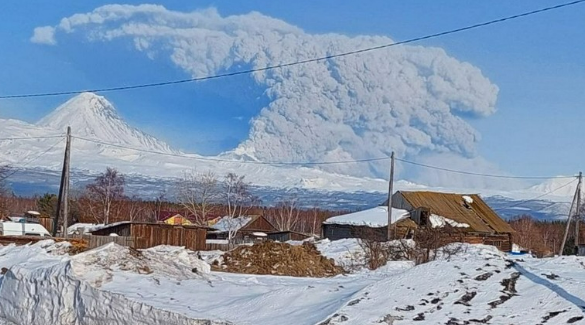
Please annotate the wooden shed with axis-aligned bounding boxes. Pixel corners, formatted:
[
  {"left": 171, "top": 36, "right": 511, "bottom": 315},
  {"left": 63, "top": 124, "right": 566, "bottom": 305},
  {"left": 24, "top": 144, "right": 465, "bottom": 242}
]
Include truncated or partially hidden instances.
[
  {"left": 267, "top": 231, "right": 315, "bottom": 242},
  {"left": 390, "top": 191, "right": 515, "bottom": 252},
  {"left": 322, "top": 209, "right": 416, "bottom": 242},
  {"left": 207, "top": 215, "right": 277, "bottom": 241},
  {"left": 89, "top": 222, "right": 207, "bottom": 251}
]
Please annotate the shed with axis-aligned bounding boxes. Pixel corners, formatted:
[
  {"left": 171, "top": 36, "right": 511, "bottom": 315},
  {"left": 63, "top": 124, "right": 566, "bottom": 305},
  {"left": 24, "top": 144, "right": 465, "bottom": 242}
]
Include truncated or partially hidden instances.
[
  {"left": 390, "top": 191, "right": 515, "bottom": 251},
  {"left": 322, "top": 206, "right": 414, "bottom": 241},
  {"left": 88, "top": 222, "right": 207, "bottom": 251},
  {"left": 207, "top": 215, "right": 277, "bottom": 242},
  {"left": 267, "top": 231, "right": 315, "bottom": 242}
]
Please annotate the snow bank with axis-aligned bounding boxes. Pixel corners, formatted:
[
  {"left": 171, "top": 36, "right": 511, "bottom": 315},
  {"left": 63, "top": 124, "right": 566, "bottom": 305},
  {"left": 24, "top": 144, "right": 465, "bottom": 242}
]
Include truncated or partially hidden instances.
[
  {"left": 323, "top": 206, "right": 410, "bottom": 227},
  {"left": 0, "top": 243, "right": 224, "bottom": 325},
  {"left": 316, "top": 238, "right": 415, "bottom": 273},
  {"left": 71, "top": 243, "right": 211, "bottom": 287}
]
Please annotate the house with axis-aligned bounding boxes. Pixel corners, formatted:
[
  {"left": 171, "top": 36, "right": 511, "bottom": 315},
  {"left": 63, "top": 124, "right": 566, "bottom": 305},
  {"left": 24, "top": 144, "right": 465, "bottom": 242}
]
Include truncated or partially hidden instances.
[
  {"left": 158, "top": 211, "right": 221, "bottom": 227},
  {"left": 163, "top": 214, "right": 193, "bottom": 226},
  {"left": 88, "top": 221, "right": 208, "bottom": 251},
  {"left": 323, "top": 191, "right": 515, "bottom": 252},
  {"left": 322, "top": 206, "right": 415, "bottom": 241},
  {"left": 207, "top": 215, "right": 277, "bottom": 243},
  {"left": 390, "top": 191, "right": 515, "bottom": 251}
]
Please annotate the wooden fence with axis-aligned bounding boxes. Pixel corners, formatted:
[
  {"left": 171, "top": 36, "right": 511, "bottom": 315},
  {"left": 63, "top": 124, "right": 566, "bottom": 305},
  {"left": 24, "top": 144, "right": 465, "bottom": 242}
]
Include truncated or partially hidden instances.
[
  {"left": 83, "top": 235, "right": 134, "bottom": 249},
  {"left": 130, "top": 223, "right": 207, "bottom": 251}
]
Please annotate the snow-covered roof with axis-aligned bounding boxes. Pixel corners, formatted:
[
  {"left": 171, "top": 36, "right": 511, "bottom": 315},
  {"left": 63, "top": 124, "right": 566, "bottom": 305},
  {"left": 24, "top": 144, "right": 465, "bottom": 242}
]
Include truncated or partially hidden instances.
[
  {"left": 324, "top": 206, "right": 410, "bottom": 227},
  {"left": 67, "top": 223, "right": 101, "bottom": 235},
  {"left": 210, "top": 216, "right": 253, "bottom": 233},
  {"left": 68, "top": 221, "right": 132, "bottom": 235}
]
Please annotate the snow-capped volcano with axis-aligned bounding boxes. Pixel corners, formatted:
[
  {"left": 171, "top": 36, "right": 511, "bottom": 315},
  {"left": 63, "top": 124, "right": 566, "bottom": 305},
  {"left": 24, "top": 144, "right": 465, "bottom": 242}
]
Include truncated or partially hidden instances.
[{"left": 37, "top": 92, "right": 175, "bottom": 153}]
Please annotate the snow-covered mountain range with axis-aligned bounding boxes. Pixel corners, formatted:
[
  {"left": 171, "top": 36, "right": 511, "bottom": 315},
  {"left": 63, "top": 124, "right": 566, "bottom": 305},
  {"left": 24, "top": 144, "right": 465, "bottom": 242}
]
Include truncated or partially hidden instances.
[{"left": 0, "top": 93, "right": 578, "bottom": 220}]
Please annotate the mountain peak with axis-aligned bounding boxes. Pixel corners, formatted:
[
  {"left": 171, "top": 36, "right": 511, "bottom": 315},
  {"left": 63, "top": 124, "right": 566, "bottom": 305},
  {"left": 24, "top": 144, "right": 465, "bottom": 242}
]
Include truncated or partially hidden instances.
[
  {"left": 37, "top": 93, "right": 176, "bottom": 153},
  {"left": 37, "top": 92, "right": 117, "bottom": 130}
]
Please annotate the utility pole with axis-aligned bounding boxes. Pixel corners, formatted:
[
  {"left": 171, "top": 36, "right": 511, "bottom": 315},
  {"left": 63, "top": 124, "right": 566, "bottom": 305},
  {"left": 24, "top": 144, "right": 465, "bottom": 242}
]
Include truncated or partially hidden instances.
[
  {"left": 559, "top": 173, "right": 581, "bottom": 255},
  {"left": 575, "top": 172, "right": 582, "bottom": 250},
  {"left": 387, "top": 151, "right": 395, "bottom": 241},
  {"left": 52, "top": 127, "right": 71, "bottom": 237}
]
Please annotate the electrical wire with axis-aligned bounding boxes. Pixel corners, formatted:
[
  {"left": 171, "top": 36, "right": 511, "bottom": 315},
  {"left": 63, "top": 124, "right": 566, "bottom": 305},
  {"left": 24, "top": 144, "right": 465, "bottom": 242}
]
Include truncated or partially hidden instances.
[
  {"left": 499, "top": 178, "right": 579, "bottom": 210},
  {"left": 395, "top": 158, "right": 576, "bottom": 180},
  {"left": 0, "top": 135, "right": 64, "bottom": 141},
  {"left": 72, "top": 135, "right": 390, "bottom": 165},
  {"left": 73, "top": 135, "right": 579, "bottom": 181},
  {"left": 0, "top": 138, "right": 65, "bottom": 182},
  {"left": 1, "top": 0, "right": 584, "bottom": 99}
]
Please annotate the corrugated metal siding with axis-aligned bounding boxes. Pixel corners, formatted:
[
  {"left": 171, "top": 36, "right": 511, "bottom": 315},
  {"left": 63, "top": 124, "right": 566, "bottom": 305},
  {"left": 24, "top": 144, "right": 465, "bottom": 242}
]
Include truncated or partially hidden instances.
[{"left": 397, "top": 191, "right": 514, "bottom": 234}]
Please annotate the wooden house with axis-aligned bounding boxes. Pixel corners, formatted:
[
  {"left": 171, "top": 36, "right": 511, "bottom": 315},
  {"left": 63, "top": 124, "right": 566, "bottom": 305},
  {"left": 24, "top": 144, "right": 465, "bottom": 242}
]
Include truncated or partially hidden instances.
[
  {"left": 163, "top": 215, "right": 193, "bottom": 226},
  {"left": 323, "top": 191, "right": 514, "bottom": 252},
  {"left": 207, "top": 215, "right": 277, "bottom": 243},
  {"left": 390, "top": 191, "right": 515, "bottom": 251}
]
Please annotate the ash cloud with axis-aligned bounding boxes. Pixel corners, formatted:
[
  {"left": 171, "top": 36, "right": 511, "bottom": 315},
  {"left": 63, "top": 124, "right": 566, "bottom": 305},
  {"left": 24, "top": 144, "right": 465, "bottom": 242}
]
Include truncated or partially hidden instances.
[{"left": 33, "top": 4, "right": 504, "bottom": 186}]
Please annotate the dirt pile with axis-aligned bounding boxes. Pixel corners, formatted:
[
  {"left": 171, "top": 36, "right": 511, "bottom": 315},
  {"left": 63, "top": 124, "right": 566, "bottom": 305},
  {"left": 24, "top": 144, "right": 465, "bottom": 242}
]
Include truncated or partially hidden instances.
[{"left": 218, "top": 241, "right": 344, "bottom": 277}]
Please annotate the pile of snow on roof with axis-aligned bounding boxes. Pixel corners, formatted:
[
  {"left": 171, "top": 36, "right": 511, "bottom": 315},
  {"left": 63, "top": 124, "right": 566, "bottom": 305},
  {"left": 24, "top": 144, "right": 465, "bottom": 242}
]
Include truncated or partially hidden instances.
[
  {"left": 210, "top": 216, "right": 252, "bottom": 232},
  {"left": 324, "top": 206, "right": 409, "bottom": 227}
]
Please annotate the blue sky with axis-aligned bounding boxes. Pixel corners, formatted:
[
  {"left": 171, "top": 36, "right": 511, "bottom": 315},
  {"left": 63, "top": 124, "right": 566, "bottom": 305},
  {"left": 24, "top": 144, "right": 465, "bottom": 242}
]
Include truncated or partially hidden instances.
[{"left": 1, "top": 1, "right": 584, "bottom": 178}]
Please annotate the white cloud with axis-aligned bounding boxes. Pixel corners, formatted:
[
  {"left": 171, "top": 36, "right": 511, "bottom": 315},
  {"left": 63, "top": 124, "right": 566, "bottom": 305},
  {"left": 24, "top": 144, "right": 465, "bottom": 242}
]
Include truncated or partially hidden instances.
[
  {"left": 31, "top": 26, "right": 56, "bottom": 45},
  {"left": 34, "top": 5, "right": 503, "bottom": 187}
]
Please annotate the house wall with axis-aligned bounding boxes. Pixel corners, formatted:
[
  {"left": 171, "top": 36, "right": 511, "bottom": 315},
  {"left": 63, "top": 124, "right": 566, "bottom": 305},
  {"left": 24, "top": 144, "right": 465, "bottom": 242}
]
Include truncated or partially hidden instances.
[
  {"left": 245, "top": 216, "right": 278, "bottom": 233},
  {"left": 322, "top": 224, "right": 387, "bottom": 241},
  {"left": 437, "top": 232, "right": 512, "bottom": 252},
  {"left": 267, "top": 231, "right": 312, "bottom": 242},
  {"left": 392, "top": 192, "right": 413, "bottom": 210}
]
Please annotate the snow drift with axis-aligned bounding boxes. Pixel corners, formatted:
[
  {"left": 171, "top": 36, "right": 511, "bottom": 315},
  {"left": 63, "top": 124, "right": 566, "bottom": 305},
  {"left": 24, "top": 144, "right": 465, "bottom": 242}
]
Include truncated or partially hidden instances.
[{"left": 0, "top": 242, "right": 224, "bottom": 325}]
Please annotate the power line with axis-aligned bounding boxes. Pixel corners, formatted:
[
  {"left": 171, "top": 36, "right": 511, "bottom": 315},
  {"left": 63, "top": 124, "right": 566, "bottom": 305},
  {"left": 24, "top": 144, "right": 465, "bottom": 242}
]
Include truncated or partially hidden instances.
[
  {"left": 499, "top": 178, "right": 578, "bottom": 210},
  {"left": 72, "top": 135, "right": 390, "bottom": 165},
  {"left": 0, "top": 135, "right": 64, "bottom": 141},
  {"left": 0, "top": 138, "right": 64, "bottom": 182},
  {"left": 1, "top": 0, "right": 584, "bottom": 99},
  {"left": 74, "top": 135, "right": 580, "bottom": 180},
  {"left": 395, "top": 157, "right": 576, "bottom": 180}
]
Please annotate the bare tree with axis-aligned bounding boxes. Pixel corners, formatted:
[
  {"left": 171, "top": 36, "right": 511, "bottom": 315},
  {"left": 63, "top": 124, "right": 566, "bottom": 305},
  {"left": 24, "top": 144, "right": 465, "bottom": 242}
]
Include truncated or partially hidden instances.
[
  {"left": 85, "top": 167, "right": 125, "bottom": 224},
  {"left": 125, "top": 195, "right": 145, "bottom": 221},
  {"left": 222, "top": 173, "right": 259, "bottom": 242},
  {"left": 177, "top": 170, "right": 219, "bottom": 226},
  {"left": 0, "top": 166, "right": 11, "bottom": 218},
  {"left": 271, "top": 197, "right": 301, "bottom": 231}
]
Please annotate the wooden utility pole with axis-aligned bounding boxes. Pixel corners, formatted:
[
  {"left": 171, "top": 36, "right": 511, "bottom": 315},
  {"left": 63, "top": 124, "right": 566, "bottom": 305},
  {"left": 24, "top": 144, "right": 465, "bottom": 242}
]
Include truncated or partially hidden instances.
[
  {"left": 575, "top": 172, "right": 582, "bottom": 249},
  {"left": 559, "top": 173, "right": 581, "bottom": 255},
  {"left": 52, "top": 127, "right": 71, "bottom": 237},
  {"left": 387, "top": 151, "right": 395, "bottom": 241}
]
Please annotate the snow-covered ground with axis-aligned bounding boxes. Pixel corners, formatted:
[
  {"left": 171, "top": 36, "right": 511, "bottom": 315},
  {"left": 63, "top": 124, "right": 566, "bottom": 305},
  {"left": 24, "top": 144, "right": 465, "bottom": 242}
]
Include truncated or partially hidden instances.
[{"left": 0, "top": 241, "right": 584, "bottom": 324}]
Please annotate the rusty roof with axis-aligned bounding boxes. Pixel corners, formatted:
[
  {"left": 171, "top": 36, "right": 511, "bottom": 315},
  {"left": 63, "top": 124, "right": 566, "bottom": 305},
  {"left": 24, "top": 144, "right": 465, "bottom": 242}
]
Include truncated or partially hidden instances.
[{"left": 396, "top": 191, "right": 514, "bottom": 234}]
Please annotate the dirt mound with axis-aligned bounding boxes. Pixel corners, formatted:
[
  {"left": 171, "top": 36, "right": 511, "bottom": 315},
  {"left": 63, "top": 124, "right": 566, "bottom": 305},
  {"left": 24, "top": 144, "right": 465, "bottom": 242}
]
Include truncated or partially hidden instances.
[{"left": 218, "top": 241, "right": 344, "bottom": 277}]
